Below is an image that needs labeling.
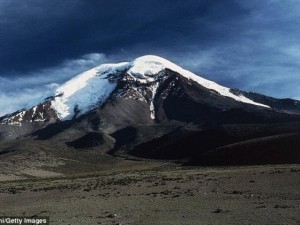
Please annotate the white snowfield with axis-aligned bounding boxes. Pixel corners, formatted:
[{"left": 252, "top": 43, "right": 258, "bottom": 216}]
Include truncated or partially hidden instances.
[
  {"left": 49, "top": 55, "right": 269, "bottom": 120},
  {"left": 51, "top": 63, "right": 128, "bottom": 119}
]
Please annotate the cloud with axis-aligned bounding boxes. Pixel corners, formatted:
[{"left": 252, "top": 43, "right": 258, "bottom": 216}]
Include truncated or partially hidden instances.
[
  {"left": 172, "top": 45, "right": 300, "bottom": 100},
  {"left": 0, "top": 53, "right": 108, "bottom": 116},
  {"left": 159, "top": 1, "right": 300, "bottom": 100},
  {"left": 0, "top": 0, "right": 248, "bottom": 74}
]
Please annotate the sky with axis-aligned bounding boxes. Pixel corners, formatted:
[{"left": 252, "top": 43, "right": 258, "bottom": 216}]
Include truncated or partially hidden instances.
[{"left": 0, "top": 0, "right": 300, "bottom": 116}]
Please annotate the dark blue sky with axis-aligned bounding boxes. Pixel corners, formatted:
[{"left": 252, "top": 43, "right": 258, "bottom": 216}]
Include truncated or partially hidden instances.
[{"left": 0, "top": 0, "right": 299, "bottom": 115}]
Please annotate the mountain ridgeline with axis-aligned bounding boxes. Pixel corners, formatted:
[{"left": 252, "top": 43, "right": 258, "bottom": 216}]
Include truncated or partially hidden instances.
[{"left": 1, "top": 55, "right": 300, "bottom": 165}]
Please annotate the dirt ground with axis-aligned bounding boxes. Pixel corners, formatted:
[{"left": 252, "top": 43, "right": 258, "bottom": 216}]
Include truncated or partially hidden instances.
[{"left": 0, "top": 164, "right": 299, "bottom": 225}]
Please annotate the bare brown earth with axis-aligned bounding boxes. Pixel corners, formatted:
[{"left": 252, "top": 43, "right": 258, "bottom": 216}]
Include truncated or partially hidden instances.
[{"left": 0, "top": 164, "right": 299, "bottom": 225}]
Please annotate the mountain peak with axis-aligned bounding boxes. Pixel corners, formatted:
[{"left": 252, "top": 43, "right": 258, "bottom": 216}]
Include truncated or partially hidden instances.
[
  {"left": 1, "top": 55, "right": 272, "bottom": 125},
  {"left": 129, "top": 55, "right": 270, "bottom": 108},
  {"left": 50, "top": 55, "right": 189, "bottom": 120},
  {"left": 128, "top": 55, "right": 168, "bottom": 78},
  {"left": 128, "top": 55, "right": 193, "bottom": 80}
]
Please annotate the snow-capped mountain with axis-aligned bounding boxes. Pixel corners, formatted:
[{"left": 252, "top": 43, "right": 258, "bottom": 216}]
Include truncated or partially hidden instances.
[
  {"left": 1, "top": 55, "right": 300, "bottom": 165},
  {"left": 1, "top": 55, "right": 273, "bottom": 126}
]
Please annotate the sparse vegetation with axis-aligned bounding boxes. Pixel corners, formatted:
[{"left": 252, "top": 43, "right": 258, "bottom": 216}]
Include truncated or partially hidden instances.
[{"left": 0, "top": 163, "right": 299, "bottom": 225}]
